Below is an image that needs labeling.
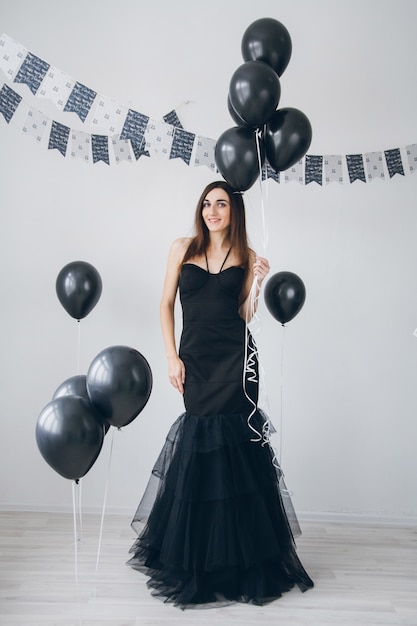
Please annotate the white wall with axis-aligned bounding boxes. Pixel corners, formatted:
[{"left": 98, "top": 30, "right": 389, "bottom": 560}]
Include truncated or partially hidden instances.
[{"left": 0, "top": 0, "right": 416, "bottom": 523}]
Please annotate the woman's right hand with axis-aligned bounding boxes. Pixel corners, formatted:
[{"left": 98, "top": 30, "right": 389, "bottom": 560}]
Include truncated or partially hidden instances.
[{"left": 167, "top": 355, "right": 185, "bottom": 394}]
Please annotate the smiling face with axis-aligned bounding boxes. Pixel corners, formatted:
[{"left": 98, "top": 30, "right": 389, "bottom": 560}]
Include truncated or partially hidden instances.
[{"left": 201, "top": 188, "right": 231, "bottom": 234}]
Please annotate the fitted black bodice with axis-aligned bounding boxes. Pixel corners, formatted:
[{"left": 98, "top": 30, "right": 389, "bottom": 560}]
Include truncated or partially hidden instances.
[{"left": 178, "top": 263, "right": 256, "bottom": 416}]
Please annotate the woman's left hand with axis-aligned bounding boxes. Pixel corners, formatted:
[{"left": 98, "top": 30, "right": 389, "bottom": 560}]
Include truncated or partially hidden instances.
[{"left": 253, "top": 256, "right": 270, "bottom": 285}]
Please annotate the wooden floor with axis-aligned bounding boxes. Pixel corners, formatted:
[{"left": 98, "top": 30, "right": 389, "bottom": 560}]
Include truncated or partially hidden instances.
[{"left": 0, "top": 511, "right": 416, "bottom": 626}]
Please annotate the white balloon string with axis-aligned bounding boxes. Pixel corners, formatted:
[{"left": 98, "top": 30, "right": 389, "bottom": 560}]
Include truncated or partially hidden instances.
[
  {"left": 95, "top": 426, "right": 116, "bottom": 576},
  {"left": 77, "top": 478, "right": 83, "bottom": 542},
  {"left": 243, "top": 276, "right": 261, "bottom": 442},
  {"left": 77, "top": 320, "right": 81, "bottom": 375},
  {"left": 279, "top": 324, "right": 286, "bottom": 466},
  {"left": 255, "top": 129, "right": 268, "bottom": 255},
  {"left": 72, "top": 480, "right": 80, "bottom": 587}
]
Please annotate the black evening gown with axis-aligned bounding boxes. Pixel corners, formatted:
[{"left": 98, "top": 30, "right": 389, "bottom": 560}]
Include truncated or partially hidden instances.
[{"left": 127, "top": 255, "right": 314, "bottom": 608}]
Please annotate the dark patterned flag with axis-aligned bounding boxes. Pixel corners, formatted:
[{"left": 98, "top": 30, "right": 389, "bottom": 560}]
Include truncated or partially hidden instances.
[
  {"left": 13, "top": 52, "right": 49, "bottom": 95},
  {"left": 170, "top": 128, "right": 195, "bottom": 165},
  {"left": 261, "top": 162, "right": 280, "bottom": 183},
  {"left": 48, "top": 120, "right": 70, "bottom": 156},
  {"left": 163, "top": 109, "right": 183, "bottom": 129},
  {"left": 384, "top": 148, "right": 404, "bottom": 178},
  {"left": 0, "top": 83, "right": 22, "bottom": 122},
  {"left": 346, "top": 154, "right": 366, "bottom": 183},
  {"left": 120, "top": 109, "right": 149, "bottom": 145},
  {"left": 91, "top": 134, "right": 109, "bottom": 165},
  {"left": 130, "top": 137, "right": 149, "bottom": 160},
  {"left": 305, "top": 155, "right": 323, "bottom": 185},
  {"left": 63, "top": 81, "right": 97, "bottom": 122}
]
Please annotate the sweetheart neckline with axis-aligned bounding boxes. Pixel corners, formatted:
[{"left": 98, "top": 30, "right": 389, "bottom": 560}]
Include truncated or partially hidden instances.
[{"left": 182, "top": 263, "right": 244, "bottom": 276}]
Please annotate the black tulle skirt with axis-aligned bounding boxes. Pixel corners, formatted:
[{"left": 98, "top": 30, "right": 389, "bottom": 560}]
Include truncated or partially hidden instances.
[{"left": 127, "top": 409, "right": 313, "bottom": 609}]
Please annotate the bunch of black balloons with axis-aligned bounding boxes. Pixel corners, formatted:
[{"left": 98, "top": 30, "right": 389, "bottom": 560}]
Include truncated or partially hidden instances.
[
  {"left": 35, "top": 262, "right": 153, "bottom": 482},
  {"left": 215, "top": 18, "right": 312, "bottom": 191}
]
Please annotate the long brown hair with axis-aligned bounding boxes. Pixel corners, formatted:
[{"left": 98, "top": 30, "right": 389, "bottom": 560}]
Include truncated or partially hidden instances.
[{"left": 182, "top": 181, "right": 250, "bottom": 268}]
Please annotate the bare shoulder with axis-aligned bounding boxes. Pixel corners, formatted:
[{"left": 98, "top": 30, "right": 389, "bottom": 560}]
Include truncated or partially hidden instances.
[{"left": 169, "top": 237, "right": 192, "bottom": 264}]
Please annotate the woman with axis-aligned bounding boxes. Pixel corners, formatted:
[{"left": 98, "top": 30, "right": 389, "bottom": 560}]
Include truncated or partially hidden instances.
[{"left": 128, "top": 181, "right": 313, "bottom": 608}]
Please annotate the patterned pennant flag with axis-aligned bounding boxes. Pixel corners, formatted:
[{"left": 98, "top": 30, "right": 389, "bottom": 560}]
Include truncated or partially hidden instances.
[
  {"left": 144, "top": 120, "right": 174, "bottom": 158},
  {"left": 0, "top": 83, "right": 22, "bottom": 122},
  {"left": 163, "top": 109, "right": 184, "bottom": 129},
  {"left": 346, "top": 154, "right": 366, "bottom": 183},
  {"left": 170, "top": 128, "right": 195, "bottom": 165},
  {"left": 70, "top": 129, "right": 91, "bottom": 163},
  {"left": 91, "top": 134, "right": 109, "bottom": 164},
  {"left": 48, "top": 120, "right": 70, "bottom": 156},
  {"left": 13, "top": 52, "right": 49, "bottom": 95},
  {"left": 262, "top": 162, "right": 280, "bottom": 183},
  {"left": 305, "top": 155, "right": 323, "bottom": 185},
  {"left": 112, "top": 135, "right": 132, "bottom": 164},
  {"left": 120, "top": 108, "right": 149, "bottom": 145},
  {"left": 324, "top": 155, "right": 343, "bottom": 184},
  {"left": 38, "top": 66, "right": 75, "bottom": 109},
  {"left": 384, "top": 148, "right": 404, "bottom": 178},
  {"left": 91, "top": 95, "right": 127, "bottom": 135},
  {"left": 0, "top": 33, "right": 27, "bottom": 79},
  {"left": 193, "top": 136, "right": 216, "bottom": 170},
  {"left": 406, "top": 144, "right": 417, "bottom": 174},
  {"left": 22, "top": 107, "right": 48, "bottom": 142},
  {"left": 365, "top": 152, "right": 384, "bottom": 181},
  {"left": 130, "top": 137, "right": 149, "bottom": 160},
  {"left": 284, "top": 160, "right": 304, "bottom": 184},
  {"left": 63, "top": 81, "right": 96, "bottom": 122}
]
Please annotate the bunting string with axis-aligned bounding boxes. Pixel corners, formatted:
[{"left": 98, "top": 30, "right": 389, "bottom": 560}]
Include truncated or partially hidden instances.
[{"left": 1, "top": 32, "right": 416, "bottom": 183}]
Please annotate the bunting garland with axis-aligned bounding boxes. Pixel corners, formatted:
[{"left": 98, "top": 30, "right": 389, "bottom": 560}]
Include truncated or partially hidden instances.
[{"left": 0, "top": 32, "right": 416, "bottom": 185}]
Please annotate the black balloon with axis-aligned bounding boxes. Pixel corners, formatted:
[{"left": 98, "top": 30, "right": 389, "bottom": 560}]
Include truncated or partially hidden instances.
[
  {"left": 263, "top": 108, "right": 312, "bottom": 172},
  {"left": 36, "top": 396, "right": 104, "bottom": 480},
  {"left": 227, "top": 95, "right": 246, "bottom": 126},
  {"left": 229, "top": 61, "right": 281, "bottom": 128},
  {"left": 86, "top": 345, "right": 153, "bottom": 428},
  {"left": 53, "top": 375, "right": 109, "bottom": 433},
  {"left": 215, "top": 126, "right": 265, "bottom": 191},
  {"left": 241, "top": 17, "right": 292, "bottom": 77},
  {"left": 264, "top": 271, "right": 306, "bottom": 324},
  {"left": 56, "top": 261, "right": 102, "bottom": 320},
  {"left": 53, "top": 374, "right": 89, "bottom": 400}
]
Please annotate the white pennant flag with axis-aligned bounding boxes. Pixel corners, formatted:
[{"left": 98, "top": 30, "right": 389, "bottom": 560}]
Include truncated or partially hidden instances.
[
  {"left": 22, "top": 106, "right": 49, "bottom": 142},
  {"left": 324, "top": 155, "right": 343, "bottom": 185},
  {"left": 193, "top": 136, "right": 217, "bottom": 170},
  {"left": 284, "top": 159, "right": 304, "bottom": 184},
  {"left": 0, "top": 33, "right": 27, "bottom": 79},
  {"left": 38, "top": 66, "right": 75, "bottom": 110},
  {"left": 70, "top": 129, "right": 91, "bottom": 163},
  {"left": 91, "top": 95, "right": 128, "bottom": 135},
  {"left": 144, "top": 120, "right": 174, "bottom": 158},
  {"left": 112, "top": 135, "right": 132, "bottom": 164},
  {"left": 406, "top": 144, "right": 417, "bottom": 174},
  {"left": 365, "top": 151, "right": 384, "bottom": 181}
]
